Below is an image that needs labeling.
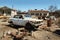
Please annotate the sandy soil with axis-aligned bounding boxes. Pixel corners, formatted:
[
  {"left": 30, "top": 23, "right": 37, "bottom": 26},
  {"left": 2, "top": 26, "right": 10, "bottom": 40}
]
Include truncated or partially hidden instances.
[{"left": 0, "top": 19, "right": 60, "bottom": 40}]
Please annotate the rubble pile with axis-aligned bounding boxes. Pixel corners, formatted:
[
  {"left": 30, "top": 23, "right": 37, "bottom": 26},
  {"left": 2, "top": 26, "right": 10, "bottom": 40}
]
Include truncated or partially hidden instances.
[
  {"left": 1, "top": 28, "right": 33, "bottom": 40},
  {"left": 1, "top": 26, "right": 60, "bottom": 40},
  {"left": 0, "top": 17, "right": 60, "bottom": 40}
]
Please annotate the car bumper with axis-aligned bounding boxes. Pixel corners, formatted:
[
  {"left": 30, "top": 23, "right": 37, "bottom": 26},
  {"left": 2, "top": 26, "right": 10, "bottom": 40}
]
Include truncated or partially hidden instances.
[{"left": 33, "top": 23, "right": 43, "bottom": 28}]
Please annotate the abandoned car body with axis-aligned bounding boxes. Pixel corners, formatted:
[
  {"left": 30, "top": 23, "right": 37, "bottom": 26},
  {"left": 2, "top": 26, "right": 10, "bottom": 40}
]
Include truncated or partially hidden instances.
[{"left": 8, "top": 15, "right": 43, "bottom": 28}]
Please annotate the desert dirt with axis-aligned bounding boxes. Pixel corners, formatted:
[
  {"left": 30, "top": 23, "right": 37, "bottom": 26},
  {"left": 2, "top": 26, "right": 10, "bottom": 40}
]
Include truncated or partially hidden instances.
[{"left": 0, "top": 19, "right": 60, "bottom": 40}]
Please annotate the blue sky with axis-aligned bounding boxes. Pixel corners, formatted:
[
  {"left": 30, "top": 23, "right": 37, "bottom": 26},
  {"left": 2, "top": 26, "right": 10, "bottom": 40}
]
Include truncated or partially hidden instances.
[{"left": 0, "top": 0, "right": 60, "bottom": 11}]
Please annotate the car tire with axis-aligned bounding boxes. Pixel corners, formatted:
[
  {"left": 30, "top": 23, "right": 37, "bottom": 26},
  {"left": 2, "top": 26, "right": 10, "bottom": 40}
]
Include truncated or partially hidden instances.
[
  {"left": 9, "top": 21, "right": 14, "bottom": 27},
  {"left": 25, "top": 22, "right": 35, "bottom": 32}
]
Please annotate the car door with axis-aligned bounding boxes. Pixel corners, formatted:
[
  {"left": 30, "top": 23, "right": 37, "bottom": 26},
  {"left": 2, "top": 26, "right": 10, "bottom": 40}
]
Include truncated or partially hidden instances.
[
  {"left": 18, "top": 18, "right": 28, "bottom": 26},
  {"left": 17, "top": 18, "right": 24, "bottom": 26},
  {"left": 16, "top": 15, "right": 24, "bottom": 26},
  {"left": 12, "top": 15, "right": 19, "bottom": 25},
  {"left": 12, "top": 18, "right": 19, "bottom": 25},
  {"left": 17, "top": 16, "right": 27, "bottom": 26}
]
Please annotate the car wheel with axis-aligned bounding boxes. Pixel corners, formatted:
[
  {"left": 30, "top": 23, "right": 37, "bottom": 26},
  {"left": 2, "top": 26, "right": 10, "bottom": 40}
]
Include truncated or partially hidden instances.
[
  {"left": 25, "top": 22, "right": 35, "bottom": 32},
  {"left": 9, "top": 21, "right": 14, "bottom": 27}
]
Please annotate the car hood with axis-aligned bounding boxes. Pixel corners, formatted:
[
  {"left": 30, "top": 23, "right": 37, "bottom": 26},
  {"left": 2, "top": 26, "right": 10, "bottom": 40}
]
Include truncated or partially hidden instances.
[{"left": 24, "top": 17, "right": 43, "bottom": 22}]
